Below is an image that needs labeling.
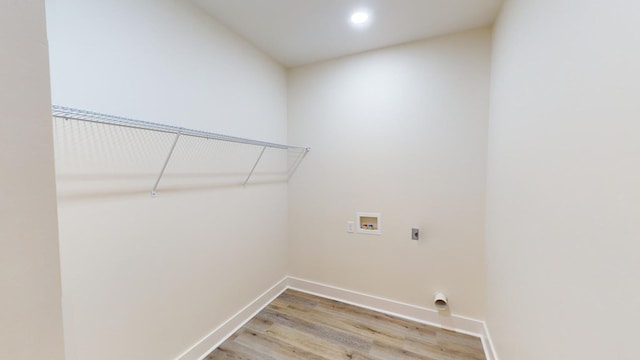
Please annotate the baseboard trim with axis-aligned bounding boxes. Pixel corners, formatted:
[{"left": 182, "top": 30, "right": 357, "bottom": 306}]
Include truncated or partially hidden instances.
[
  {"left": 174, "top": 276, "right": 289, "bottom": 360},
  {"left": 482, "top": 321, "right": 499, "bottom": 360},
  {"left": 288, "top": 277, "right": 482, "bottom": 336},
  {"left": 178, "top": 276, "right": 498, "bottom": 360},
  {"left": 288, "top": 277, "right": 496, "bottom": 360}
]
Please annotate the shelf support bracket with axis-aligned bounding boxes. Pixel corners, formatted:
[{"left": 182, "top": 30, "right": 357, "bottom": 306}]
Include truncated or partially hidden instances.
[
  {"left": 288, "top": 148, "right": 310, "bottom": 180},
  {"left": 244, "top": 146, "right": 267, "bottom": 186},
  {"left": 151, "top": 132, "right": 181, "bottom": 197}
]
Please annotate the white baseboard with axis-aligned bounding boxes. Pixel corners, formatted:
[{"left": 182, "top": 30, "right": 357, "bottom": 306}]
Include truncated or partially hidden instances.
[
  {"left": 288, "top": 277, "right": 483, "bottom": 335},
  {"left": 177, "top": 276, "right": 498, "bottom": 360},
  {"left": 174, "top": 276, "right": 289, "bottom": 360},
  {"left": 483, "top": 321, "right": 499, "bottom": 360},
  {"left": 288, "top": 277, "right": 498, "bottom": 360}
]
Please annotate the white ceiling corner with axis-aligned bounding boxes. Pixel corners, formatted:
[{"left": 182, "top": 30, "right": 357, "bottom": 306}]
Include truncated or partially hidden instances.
[{"left": 190, "top": 0, "right": 503, "bottom": 68}]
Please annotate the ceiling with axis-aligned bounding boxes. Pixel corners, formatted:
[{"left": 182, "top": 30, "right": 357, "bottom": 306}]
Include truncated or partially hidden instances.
[{"left": 191, "top": 0, "right": 503, "bottom": 68}]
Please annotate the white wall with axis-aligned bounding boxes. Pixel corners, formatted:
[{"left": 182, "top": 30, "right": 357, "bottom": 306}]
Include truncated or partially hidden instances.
[
  {"left": 486, "top": 0, "right": 640, "bottom": 358},
  {"left": 0, "top": 1, "right": 65, "bottom": 359},
  {"left": 46, "top": 0, "right": 289, "bottom": 359},
  {"left": 288, "top": 28, "right": 491, "bottom": 319}
]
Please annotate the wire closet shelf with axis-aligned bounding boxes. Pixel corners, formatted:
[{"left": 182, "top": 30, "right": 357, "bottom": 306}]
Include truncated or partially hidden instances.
[{"left": 52, "top": 105, "right": 310, "bottom": 197}]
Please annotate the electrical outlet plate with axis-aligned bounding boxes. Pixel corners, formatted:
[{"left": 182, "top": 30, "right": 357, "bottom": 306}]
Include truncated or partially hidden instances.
[{"left": 346, "top": 221, "right": 355, "bottom": 233}]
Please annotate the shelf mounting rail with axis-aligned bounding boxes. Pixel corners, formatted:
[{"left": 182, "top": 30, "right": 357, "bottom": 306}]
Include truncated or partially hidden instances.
[{"left": 52, "top": 105, "right": 310, "bottom": 196}]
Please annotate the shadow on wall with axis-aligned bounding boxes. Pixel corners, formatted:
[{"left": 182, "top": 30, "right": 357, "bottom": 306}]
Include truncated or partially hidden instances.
[{"left": 56, "top": 178, "right": 290, "bottom": 201}]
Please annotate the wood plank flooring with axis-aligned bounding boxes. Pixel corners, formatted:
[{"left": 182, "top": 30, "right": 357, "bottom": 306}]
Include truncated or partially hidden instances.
[{"left": 205, "top": 290, "right": 486, "bottom": 360}]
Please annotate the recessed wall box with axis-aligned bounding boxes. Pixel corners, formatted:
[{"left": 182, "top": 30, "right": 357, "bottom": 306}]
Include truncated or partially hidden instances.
[{"left": 357, "top": 212, "right": 381, "bottom": 235}]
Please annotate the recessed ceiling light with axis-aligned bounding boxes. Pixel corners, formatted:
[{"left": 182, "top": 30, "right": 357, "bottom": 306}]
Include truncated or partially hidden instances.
[{"left": 350, "top": 12, "right": 369, "bottom": 24}]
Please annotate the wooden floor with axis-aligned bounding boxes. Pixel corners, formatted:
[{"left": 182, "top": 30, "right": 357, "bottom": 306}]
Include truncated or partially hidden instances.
[{"left": 205, "top": 290, "right": 486, "bottom": 360}]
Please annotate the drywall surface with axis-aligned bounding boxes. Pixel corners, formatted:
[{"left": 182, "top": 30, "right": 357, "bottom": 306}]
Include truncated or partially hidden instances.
[
  {"left": 0, "top": 1, "right": 65, "bottom": 359},
  {"left": 46, "top": 0, "right": 288, "bottom": 359},
  {"left": 486, "top": 0, "right": 640, "bottom": 358},
  {"left": 287, "top": 28, "right": 491, "bottom": 319}
]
